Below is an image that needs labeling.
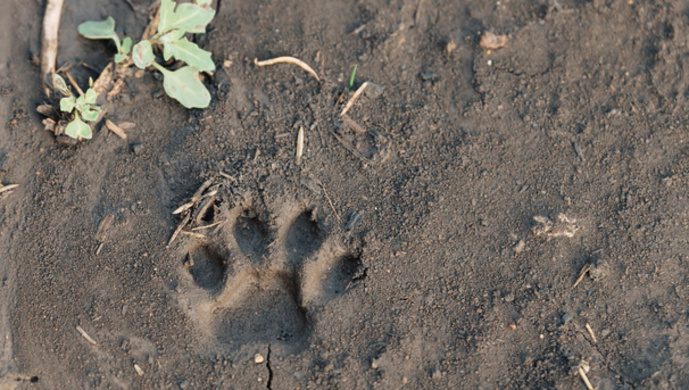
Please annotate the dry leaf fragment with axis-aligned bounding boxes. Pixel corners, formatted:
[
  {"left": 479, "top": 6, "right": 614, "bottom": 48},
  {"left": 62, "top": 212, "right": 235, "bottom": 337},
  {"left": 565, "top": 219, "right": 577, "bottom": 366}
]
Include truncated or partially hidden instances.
[
  {"left": 533, "top": 213, "right": 580, "bottom": 238},
  {"left": 480, "top": 31, "right": 507, "bottom": 49}
]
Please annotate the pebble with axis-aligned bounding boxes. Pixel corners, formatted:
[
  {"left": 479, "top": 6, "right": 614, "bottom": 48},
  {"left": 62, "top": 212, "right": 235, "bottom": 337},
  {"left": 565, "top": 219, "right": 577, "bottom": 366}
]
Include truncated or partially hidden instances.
[
  {"left": 562, "top": 312, "right": 572, "bottom": 325},
  {"left": 420, "top": 72, "right": 439, "bottom": 81},
  {"left": 0, "top": 151, "right": 8, "bottom": 173},
  {"left": 178, "top": 379, "right": 189, "bottom": 389},
  {"left": 131, "top": 143, "right": 143, "bottom": 155},
  {"left": 503, "top": 292, "right": 515, "bottom": 303},
  {"left": 513, "top": 240, "right": 526, "bottom": 253},
  {"left": 254, "top": 354, "right": 265, "bottom": 364}
]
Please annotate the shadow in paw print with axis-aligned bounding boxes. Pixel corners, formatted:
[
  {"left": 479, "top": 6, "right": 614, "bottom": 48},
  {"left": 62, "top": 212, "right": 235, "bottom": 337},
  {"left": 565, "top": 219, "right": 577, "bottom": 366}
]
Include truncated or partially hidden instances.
[
  {"left": 187, "top": 244, "right": 227, "bottom": 292},
  {"left": 284, "top": 210, "right": 325, "bottom": 270},
  {"left": 322, "top": 255, "right": 362, "bottom": 298},
  {"left": 233, "top": 210, "right": 269, "bottom": 265}
]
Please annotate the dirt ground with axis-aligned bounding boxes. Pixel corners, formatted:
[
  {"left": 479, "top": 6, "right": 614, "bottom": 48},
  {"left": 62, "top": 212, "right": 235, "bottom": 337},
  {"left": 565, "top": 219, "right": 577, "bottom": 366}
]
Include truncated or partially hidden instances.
[{"left": 2, "top": 0, "right": 689, "bottom": 388}]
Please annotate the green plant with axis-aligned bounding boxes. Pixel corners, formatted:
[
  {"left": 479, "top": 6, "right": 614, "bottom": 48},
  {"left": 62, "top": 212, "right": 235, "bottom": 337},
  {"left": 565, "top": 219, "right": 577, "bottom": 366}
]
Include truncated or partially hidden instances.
[
  {"left": 53, "top": 74, "right": 101, "bottom": 140},
  {"left": 349, "top": 64, "right": 358, "bottom": 90},
  {"left": 77, "top": 17, "right": 132, "bottom": 63},
  {"left": 77, "top": 0, "right": 216, "bottom": 109}
]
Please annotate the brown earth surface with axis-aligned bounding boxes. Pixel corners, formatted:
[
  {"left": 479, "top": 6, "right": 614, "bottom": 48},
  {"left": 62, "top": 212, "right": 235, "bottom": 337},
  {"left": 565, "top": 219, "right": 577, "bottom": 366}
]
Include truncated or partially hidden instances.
[{"left": 2, "top": 0, "right": 689, "bottom": 388}]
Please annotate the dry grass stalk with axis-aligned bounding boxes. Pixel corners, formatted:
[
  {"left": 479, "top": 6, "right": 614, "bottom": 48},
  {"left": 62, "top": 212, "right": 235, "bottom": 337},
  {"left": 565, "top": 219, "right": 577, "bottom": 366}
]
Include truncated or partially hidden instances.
[
  {"left": 76, "top": 325, "right": 98, "bottom": 345},
  {"left": 585, "top": 323, "right": 598, "bottom": 343},
  {"left": 578, "top": 366, "right": 594, "bottom": 390},
  {"left": 572, "top": 264, "right": 592, "bottom": 290},
  {"left": 254, "top": 56, "right": 321, "bottom": 81},
  {"left": 296, "top": 126, "right": 304, "bottom": 165},
  {"left": 0, "top": 184, "right": 19, "bottom": 195},
  {"left": 340, "top": 82, "right": 370, "bottom": 117},
  {"left": 41, "top": 0, "right": 65, "bottom": 96}
]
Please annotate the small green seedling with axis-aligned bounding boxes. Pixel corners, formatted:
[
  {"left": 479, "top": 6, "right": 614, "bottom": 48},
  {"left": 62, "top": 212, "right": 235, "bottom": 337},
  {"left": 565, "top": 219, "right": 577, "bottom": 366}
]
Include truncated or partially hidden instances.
[
  {"left": 349, "top": 64, "right": 358, "bottom": 90},
  {"left": 53, "top": 74, "right": 101, "bottom": 140},
  {"left": 78, "top": 17, "right": 132, "bottom": 63},
  {"left": 78, "top": 0, "right": 216, "bottom": 109}
]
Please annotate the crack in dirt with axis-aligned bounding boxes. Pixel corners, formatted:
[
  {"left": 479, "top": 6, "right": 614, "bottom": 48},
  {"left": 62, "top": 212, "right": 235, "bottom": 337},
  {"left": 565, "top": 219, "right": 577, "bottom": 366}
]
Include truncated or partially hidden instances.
[{"left": 266, "top": 344, "right": 273, "bottom": 390}]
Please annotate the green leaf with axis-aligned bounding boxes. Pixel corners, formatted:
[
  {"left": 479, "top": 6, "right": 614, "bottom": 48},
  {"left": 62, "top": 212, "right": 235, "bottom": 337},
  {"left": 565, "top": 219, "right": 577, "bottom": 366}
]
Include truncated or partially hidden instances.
[
  {"left": 78, "top": 17, "right": 116, "bottom": 39},
  {"left": 52, "top": 74, "right": 71, "bottom": 96},
  {"left": 159, "top": 29, "right": 186, "bottom": 60},
  {"left": 65, "top": 114, "right": 93, "bottom": 140},
  {"left": 158, "top": 0, "right": 177, "bottom": 34},
  {"left": 75, "top": 95, "right": 86, "bottom": 109},
  {"left": 78, "top": 17, "right": 121, "bottom": 51},
  {"left": 81, "top": 106, "right": 101, "bottom": 122},
  {"left": 132, "top": 40, "right": 155, "bottom": 69},
  {"left": 159, "top": 1, "right": 215, "bottom": 34},
  {"left": 163, "top": 38, "right": 215, "bottom": 72},
  {"left": 114, "top": 53, "right": 126, "bottom": 63},
  {"left": 196, "top": 0, "right": 212, "bottom": 5},
  {"left": 60, "top": 96, "right": 76, "bottom": 113},
  {"left": 84, "top": 88, "right": 97, "bottom": 105},
  {"left": 154, "top": 64, "right": 211, "bottom": 108},
  {"left": 122, "top": 36, "right": 132, "bottom": 54}
]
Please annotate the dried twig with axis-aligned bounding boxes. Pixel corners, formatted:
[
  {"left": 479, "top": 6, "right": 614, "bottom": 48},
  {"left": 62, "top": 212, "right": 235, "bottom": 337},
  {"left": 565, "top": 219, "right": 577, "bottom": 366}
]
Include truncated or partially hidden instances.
[
  {"left": 65, "top": 70, "right": 84, "bottom": 96},
  {"left": 254, "top": 56, "right": 321, "bottom": 81},
  {"left": 105, "top": 120, "right": 128, "bottom": 139},
  {"left": 585, "top": 323, "right": 598, "bottom": 343},
  {"left": 296, "top": 126, "right": 304, "bottom": 165},
  {"left": 340, "top": 81, "right": 369, "bottom": 117},
  {"left": 572, "top": 264, "right": 592, "bottom": 290},
  {"left": 578, "top": 366, "right": 594, "bottom": 390},
  {"left": 0, "top": 184, "right": 19, "bottom": 195},
  {"left": 181, "top": 231, "right": 207, "bottom": 240},
  {"left": 168, "top": 214, "right": 191, "bottom": 246},
  {"left": 76, "top": 325, "right": 98, "bottom": 345},
  {"left": 329, "top": 129, "right": 373, "bottom": 164},
  {"left": 319, "top": 183, "right": 341, "bottom": 223},
  {"left": 41, "top": 0, "right": 65, "bottom": 96}
]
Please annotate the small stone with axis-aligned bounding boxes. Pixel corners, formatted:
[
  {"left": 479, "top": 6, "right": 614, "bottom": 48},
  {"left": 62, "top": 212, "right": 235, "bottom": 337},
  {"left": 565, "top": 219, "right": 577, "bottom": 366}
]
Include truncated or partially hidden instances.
[
  {"left": 562, "top": 312, "right": 572, "bottom": 325},
  {"left": 178, "top": 379, "right": 189, "bottom": 389},
  {"left": 0, "top": 152, "right": 9, "bottom": 173},
  {"left": 131, "top": 143, "right": 143, "bottom": 155},
  {"left": 254, "top": 354, "right": 265, "bottom": 364},
  {"left": 363, "top": 83, "right": 384, "bottom": 99},
  {"left": 420, "top": 72, "right": 439, "bottom": 82},
  {"left": 371, "top": 358, "right": 381, "bottom": 369},
  {"left": 513, "top": 240, "right": 526, "bottom": 253},
  {"left": 479, "top": 31, "right": 507, "bottom": 49},
  {"left": 444, "top": 40, "right": 457, "bottom": 55},
  {"left": 503, "top": 293, "right": 515, "bottom": 303}
]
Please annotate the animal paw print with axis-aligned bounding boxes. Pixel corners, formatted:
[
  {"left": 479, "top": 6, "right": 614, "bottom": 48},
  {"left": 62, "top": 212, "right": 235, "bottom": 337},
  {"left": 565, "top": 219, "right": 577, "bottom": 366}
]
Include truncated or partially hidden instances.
[{"left": 179, "top": 201, "right": 362, "bottom": 349}]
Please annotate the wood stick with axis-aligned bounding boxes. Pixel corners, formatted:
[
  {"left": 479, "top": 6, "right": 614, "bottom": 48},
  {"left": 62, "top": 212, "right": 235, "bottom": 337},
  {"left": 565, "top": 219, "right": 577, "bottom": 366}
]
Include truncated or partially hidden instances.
[
  {"left": 41, "top": 0, "right": 65, "bottom": 96},
  {"left": 0, "top": 184, "right": 19, "bottom": 195},
  {"left": 340, "top": 82, "right": 369, "bottom": 117}
]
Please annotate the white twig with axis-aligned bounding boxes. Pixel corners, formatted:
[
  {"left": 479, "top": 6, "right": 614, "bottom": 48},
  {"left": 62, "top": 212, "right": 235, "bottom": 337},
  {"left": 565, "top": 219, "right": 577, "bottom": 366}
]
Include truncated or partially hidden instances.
[
  {"left": 296, "top": 126, "right": 304, "bottom": 165},
  {"left": 0, "top": 184, "right": 19, "bottom": 195},
  {"left": 76, "top": 325, "right": 98, "bottom": 345},
  {"left": 340, "top": 82, "right": 369, "bottom": 117},
  {"left": 41, "top": 0, "right": 65, "bottom": 96},
  {"left": 254, "top": 56, "right": 321, "bottom": 81}
]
